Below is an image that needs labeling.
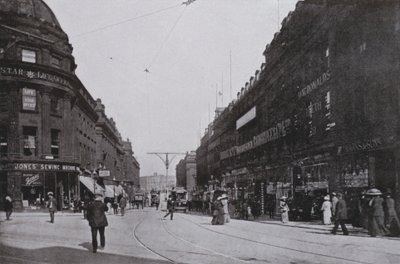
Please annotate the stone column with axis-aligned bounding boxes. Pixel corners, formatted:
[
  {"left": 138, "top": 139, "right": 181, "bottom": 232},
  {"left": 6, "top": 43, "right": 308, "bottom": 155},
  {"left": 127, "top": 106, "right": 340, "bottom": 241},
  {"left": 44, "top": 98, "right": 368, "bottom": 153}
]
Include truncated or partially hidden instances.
[
  {"left": 41, "top": 88, "right": 52, "bottom": 157},
  {"left": 62, "top": 93, "right": 73, "bottom": 162}
]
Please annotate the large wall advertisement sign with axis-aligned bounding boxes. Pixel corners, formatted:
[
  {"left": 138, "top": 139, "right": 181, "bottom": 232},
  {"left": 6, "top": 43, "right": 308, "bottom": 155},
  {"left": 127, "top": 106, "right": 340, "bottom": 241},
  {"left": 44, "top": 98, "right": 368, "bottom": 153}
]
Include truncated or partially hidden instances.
[
  {"left": 236, "top": 107, "right": 256, "bottom": 130},
  {"left": 22, "top": 87, "right": 36, "bottom": 111}
]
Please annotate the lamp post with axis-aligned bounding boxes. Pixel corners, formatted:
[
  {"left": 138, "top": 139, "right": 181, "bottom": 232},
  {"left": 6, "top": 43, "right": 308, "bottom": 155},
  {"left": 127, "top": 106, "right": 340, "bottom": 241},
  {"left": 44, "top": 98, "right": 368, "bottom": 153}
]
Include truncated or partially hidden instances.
[{"left": 113, "top": 176, "right": 116, "bottom": 201}]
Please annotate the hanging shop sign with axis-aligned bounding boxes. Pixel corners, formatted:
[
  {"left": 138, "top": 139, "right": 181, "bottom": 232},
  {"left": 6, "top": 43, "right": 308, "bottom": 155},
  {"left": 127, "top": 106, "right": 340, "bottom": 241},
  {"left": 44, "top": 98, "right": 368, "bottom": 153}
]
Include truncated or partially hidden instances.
[
  {"left": 0, "top": 66, "right": 72, "bottom": 88},
  {"left": 22, "top": 173, "right": 42, "bottom": 186},
  {"left": 98, "top": 169, "right": 111, "bottom": 177},
  {"left": 0, "top": 162, "right": 78, "bottom": 172}
]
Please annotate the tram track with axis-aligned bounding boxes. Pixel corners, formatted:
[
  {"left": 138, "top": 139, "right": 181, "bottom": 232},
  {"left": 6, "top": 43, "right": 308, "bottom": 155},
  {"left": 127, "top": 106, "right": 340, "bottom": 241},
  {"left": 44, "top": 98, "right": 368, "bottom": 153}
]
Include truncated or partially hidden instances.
[
  {"left": 132, "top": 211, "right": 177, "bottom": 263},
  {"left": 177, "top": 214, "right": 375, "bottom": 264}
]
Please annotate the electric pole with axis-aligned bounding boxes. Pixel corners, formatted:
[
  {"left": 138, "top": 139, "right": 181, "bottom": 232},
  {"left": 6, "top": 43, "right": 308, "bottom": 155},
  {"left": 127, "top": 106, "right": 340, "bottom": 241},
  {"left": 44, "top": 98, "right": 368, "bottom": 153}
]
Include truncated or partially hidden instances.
[{"left": 147, "top": 152, "right": 186, "bottom": 190}]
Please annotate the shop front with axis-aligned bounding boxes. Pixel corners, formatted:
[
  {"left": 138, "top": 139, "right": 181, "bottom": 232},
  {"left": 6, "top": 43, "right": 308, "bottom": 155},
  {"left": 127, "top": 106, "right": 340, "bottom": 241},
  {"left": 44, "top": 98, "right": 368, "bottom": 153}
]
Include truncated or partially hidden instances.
[{"left": 0, "top": 161, "right": 80, "bottom": 210}]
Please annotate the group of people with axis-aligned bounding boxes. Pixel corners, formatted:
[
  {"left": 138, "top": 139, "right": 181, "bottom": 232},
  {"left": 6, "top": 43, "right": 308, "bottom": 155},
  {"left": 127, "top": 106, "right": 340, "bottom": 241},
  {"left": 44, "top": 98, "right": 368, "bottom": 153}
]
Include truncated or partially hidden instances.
[
  {"left": 318, "top": 189, "right": 400, "bottom": 237},
  {"left": 211, "top": 193, "right": 230, "bottom": 225}
]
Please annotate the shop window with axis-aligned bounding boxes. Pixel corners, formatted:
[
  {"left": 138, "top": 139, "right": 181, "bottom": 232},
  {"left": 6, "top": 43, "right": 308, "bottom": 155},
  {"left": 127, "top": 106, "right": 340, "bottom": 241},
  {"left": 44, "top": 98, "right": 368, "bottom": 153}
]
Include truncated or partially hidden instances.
[
  {"left": 22, "top": 49, "right": 36, "bottom": 63},
  {"left": 51, "top": 129, "right": 60, "bottom": 159},
  {"left": 0, "top": 127, "right": 7, "bottom": 157},
  {"left": 359, "top": 42, "right": 367, "bottom": 53},
  {"left": 23, "top": 126, "right": 37, "bottom": 157}
]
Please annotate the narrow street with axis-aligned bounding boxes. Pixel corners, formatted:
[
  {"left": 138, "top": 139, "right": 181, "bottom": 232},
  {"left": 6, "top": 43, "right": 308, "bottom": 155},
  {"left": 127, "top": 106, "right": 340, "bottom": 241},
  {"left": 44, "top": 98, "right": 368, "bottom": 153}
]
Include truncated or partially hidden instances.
[{"left": 1, "top": 209, "right": 399, "bottom": 264}]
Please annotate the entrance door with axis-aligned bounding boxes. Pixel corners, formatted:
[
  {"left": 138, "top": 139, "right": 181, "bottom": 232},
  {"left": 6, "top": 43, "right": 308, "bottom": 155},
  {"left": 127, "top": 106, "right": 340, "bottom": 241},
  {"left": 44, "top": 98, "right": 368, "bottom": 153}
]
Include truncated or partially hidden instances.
[
  {"left": 375, "top": 151, "right": 395, "bottom": 193},
  {"left": 0, "top": 173, "right": 7, "bottom": 210}
]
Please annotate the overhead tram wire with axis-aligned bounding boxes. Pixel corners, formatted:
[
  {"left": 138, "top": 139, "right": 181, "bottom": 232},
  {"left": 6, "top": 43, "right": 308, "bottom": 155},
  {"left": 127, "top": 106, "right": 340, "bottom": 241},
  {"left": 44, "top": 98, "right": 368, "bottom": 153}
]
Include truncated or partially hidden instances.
[
  {"left": 147, "top": 5, "right": 188, "bottom": 70},
  {"left": 71, "top": 3, "right": 182, "bottom": 38}
]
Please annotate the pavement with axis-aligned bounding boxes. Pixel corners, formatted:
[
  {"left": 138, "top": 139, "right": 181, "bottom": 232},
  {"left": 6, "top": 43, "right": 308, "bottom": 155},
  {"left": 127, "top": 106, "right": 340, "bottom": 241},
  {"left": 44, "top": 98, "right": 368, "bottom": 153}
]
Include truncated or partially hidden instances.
[{"left": 0, "top": 208, "right": 380, "bottom": 236}]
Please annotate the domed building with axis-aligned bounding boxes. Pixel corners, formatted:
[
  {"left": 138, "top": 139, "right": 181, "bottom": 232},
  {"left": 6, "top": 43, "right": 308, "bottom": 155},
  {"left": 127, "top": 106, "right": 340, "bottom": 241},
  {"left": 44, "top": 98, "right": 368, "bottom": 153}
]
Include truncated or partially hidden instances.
[{"left": 0, "top": 0, "right": 99, "bottom": 210}]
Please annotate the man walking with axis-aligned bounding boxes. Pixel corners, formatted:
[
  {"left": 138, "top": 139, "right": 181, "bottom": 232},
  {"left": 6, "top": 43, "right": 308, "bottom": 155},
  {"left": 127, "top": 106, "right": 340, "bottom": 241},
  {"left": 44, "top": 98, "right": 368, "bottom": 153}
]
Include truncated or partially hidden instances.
[
  {"left": 86, "top": 192, "right": 108, "bottom": 253},
  {"left": 4, "top": 195, "right": 13, "bottom": 220},
  {"left": 163, "top": 195, "right": 175, "bottom": 220},
  {"left": 331, "top": 193, "right": 349, "bottom": 235},
  {"left": 46, "top": 192, "right": 57, "bottom": 223}
]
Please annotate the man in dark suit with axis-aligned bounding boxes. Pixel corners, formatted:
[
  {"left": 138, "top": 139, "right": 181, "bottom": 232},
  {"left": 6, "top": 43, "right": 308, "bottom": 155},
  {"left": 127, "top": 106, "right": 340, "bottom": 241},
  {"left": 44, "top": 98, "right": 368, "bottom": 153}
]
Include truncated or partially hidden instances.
[
  {"left": 163, "top": 195, "right": 175, "bottom": 220},
  {"left": 86, "top": 192, "right": 108, "bottom": 253},
  {"left": 331, "top": 193, "right": 349, "bottom": 235}
]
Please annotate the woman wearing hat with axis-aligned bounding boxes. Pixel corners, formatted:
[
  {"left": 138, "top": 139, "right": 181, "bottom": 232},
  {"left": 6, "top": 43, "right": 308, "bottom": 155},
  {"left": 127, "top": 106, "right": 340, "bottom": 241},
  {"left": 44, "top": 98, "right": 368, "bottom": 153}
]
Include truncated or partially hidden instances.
[
  {"left": 321, "top": 195, "right": 332, "bottom": 225},
  {"left": 384, "top": 192, "right": 400, "bottom": 236},
  {"left": 280, "top": 196, "right": 289, "bottom": 224},
  {"left": 366, "top": 188, "right": 387, "bottom": 237}
]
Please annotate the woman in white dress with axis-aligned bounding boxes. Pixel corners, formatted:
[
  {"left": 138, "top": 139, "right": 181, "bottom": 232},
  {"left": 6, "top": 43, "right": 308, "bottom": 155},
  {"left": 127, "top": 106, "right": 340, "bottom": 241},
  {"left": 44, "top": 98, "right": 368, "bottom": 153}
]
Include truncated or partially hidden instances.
[{"left": 321, "top": 195, "right": 332, "bottom": 225}]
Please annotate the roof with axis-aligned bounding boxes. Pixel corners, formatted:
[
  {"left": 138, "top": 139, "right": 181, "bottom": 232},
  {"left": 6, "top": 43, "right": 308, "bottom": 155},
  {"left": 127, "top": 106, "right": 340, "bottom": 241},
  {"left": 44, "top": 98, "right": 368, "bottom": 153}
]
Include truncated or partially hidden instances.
[{"left": 0, "top": 0, "right": 62, "bottom": 28}]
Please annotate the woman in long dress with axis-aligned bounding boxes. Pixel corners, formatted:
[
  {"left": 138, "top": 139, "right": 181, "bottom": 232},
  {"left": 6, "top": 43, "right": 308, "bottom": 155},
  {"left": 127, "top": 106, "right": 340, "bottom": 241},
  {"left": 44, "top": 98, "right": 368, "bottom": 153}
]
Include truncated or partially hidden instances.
[
  {"left": 280, "top": 196, "right": 289, "bottom": 224},
  {"left": 321, "top": 195, "right": 332, "bottom": 225}
]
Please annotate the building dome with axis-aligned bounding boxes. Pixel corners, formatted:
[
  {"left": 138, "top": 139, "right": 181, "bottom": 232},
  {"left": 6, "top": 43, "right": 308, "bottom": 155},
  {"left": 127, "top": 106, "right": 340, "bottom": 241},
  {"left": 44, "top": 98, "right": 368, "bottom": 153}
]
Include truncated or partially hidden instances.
[{"left": 0, "top": 0, "right": 61, "bottom": 28}]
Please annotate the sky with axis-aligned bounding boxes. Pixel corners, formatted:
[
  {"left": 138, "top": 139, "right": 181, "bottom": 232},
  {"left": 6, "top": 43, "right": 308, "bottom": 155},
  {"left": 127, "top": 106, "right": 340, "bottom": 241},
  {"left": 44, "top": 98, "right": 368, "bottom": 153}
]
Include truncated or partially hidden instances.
[{"left": 43, "top": 0, "right": 299, "bottom": 177}]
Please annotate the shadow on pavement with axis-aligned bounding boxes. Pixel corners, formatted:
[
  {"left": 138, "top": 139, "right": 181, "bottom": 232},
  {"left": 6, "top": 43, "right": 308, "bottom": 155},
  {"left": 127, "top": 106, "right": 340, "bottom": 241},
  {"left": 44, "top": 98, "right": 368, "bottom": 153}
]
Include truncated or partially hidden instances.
[{"left": 0, "top": 243, "right": 171, "bottom": 264}]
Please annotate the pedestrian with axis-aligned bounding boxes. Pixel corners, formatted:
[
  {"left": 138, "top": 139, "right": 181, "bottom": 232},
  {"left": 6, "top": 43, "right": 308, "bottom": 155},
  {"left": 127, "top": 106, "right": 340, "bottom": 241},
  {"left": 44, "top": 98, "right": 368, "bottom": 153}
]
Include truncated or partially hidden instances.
[
  {"left": 154, "top": 194, "right": 160, "bottom": 210},
  {"left": 331, "top": 192, "right": 338, "bottom": 220},
  {"left": 4, "top": 195, "right": 13, "bottom": 220},
  {"left": 163, "top": 195, "right": 175, "bottom": 220},
  {"left": 321, "top": 195, "right": 332, "bottom": 225},
  {"left": 220, "top": 194, "right": 230, "bottom": 223},
  {"left": 86, "top": 192, "right": 108, "bottom": 253},
  {"left": 112, "top": 200, "right": 118, "bottom": 215},
  {"left": 280, "top": 196, "right": 289, "bottom": 224},
  {"left": 366, "top": 188, "right": 387, "bottom": 237},
  {"left": 119, "top": 196, "right": 127, "bottom": 216},
  {"left": 46, "top": 192, "right": 57, "bottom": 223},
  {"left": 384, "top": 192, "right": 400, "bottom": 236},
  {"left": 211, "top": 196, "right": 223, "bottom": 225},
  {"left": 331, "top": 193, "right": 349, "bottom": 235}
]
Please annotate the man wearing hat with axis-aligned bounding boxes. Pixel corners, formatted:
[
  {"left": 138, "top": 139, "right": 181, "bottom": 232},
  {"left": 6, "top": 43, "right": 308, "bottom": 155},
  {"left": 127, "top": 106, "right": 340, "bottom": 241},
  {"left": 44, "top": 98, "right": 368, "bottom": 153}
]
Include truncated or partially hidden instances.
[
  {"left": 86, "top": 191, "right": 108, "bottom": 253},
  {"left": 331, "top": 193, "right": 349, "bottom": 235},
  {"left": 46, "top": 192, "right": 57, "bottom": 223}
]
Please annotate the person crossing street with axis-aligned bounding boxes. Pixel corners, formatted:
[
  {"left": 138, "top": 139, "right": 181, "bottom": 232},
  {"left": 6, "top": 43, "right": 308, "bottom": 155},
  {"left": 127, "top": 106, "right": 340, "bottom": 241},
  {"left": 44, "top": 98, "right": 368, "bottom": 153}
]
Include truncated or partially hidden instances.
[{"left": 86, "top": 192, "right": 108, "bottom": 253}]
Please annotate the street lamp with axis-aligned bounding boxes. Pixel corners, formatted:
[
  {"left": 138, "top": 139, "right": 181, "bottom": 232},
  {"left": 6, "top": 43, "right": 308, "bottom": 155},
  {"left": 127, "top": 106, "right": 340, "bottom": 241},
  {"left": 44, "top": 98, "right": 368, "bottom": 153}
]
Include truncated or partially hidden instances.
[{"left": 113, "top": 176, "right": 116, "bottom": 200}]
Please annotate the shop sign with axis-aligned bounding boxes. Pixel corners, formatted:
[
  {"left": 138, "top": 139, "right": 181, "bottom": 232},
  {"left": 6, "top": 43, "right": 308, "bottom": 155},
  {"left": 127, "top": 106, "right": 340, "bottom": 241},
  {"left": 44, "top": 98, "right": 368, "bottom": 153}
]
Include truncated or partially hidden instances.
[
  {"left": 298, "top": 70, "right": 331, "bottom": 98},
  {"left": 220, "top": 118, "right": 291, "bottom": 160},
  {"left": 236, "top": 106, "right": 256, "bottom": 130},
  {"left": 22, "top": 173, "right": 42, "bottom": 186},
  {"left": 0, "top": 66, "right": 72, "bottom": 88},
  {"left": 22, "top": 88, "right": 36, "bottom": 111},
  {"left": 343, "top": 171, "right": 368, "bottom": 188},
  {"left": 339, "top": 138, "right": 382, "bottom": 154},
  {"left": 0, "top": 162, "right": 78, "bottom": 172},
  {"left": 98, "top": 169, "right": 110, "bottom": 177}
]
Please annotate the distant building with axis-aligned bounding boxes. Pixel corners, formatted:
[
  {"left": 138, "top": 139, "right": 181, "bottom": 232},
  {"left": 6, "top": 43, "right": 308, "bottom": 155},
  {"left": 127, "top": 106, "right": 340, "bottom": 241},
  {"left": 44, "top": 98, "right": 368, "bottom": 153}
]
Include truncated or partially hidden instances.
[
  {"left": 176, "top": 151, "right": 196, "bottom": 191},
  {"left": 140, "top": 173, "right": 176, "bottom": 192}
]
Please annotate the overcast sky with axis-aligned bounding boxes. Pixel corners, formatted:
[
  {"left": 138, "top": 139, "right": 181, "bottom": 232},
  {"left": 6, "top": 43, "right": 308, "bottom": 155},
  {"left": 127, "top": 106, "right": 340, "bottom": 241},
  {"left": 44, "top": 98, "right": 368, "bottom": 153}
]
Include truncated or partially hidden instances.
[{"left": 43, "top": 0, "right": 298, "bottom": 177}]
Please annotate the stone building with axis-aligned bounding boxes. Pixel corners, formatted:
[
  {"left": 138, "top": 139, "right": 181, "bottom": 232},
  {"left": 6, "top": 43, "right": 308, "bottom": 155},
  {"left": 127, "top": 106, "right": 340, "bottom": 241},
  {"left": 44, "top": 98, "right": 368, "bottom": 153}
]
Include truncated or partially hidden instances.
[
  {"left": 0, "top": 0, "right": 140, "bottom": 210},
  {"left": 197, "top": 0, "right": 400, "bottom": 214}
]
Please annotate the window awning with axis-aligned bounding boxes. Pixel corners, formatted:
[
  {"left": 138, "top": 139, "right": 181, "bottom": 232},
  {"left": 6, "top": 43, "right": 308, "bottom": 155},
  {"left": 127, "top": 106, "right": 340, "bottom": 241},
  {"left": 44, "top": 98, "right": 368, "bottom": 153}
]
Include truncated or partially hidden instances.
[{"left": 79, "top": 176, "right": 104, "bottom": 194}]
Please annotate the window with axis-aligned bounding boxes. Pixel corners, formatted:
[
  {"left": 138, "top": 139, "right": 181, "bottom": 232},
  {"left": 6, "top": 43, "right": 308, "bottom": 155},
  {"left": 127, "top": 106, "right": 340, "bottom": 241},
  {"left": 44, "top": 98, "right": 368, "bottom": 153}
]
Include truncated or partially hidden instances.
[
  {"left": 23, "top": 126, "right": 37, "bottom": 157},
  {"left": 51, "top": 129, "right": 60, "bottom": 158},
  {"left": 0, "top": 127, "right": 7, "bottom": 157},
  {"left": 50, "top": 96, "right": 59, "bottom": 114},
  {"left": 22, "top": 49, "right": 36, "bottom": 63},
  {"left": 359, "top": 42, "right": 367, "bottom": 53},
  {"left": 51, "top": 56, "right": 61, "bottom": 67}
]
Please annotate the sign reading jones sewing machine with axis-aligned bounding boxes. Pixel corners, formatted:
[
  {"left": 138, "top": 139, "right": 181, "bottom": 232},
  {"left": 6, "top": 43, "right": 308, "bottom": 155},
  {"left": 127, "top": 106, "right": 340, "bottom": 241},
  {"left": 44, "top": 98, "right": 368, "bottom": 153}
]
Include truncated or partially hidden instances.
[{"left": 0, "top": 162, "right": 78, "bottom": 172}]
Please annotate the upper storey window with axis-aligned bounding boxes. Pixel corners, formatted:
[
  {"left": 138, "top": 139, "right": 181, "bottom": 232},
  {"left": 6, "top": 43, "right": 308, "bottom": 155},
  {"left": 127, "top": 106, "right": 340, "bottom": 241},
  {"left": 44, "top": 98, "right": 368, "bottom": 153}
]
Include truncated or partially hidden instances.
[{"left": 22, "top": 49, "right": 36, "bottom": 63}]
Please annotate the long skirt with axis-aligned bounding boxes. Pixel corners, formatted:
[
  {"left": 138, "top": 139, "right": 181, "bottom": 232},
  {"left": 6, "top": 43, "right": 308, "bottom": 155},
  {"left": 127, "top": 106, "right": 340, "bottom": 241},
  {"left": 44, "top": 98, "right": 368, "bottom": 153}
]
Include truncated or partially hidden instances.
[
  {"left": 281, "top": 211, "right": 289, "bottom": 223},
  {"left": 368, "top": 215, "right": 387, "bottom": 237},
  {"left": 323, "top": 210, "right": 332, "bottom": 225}
]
